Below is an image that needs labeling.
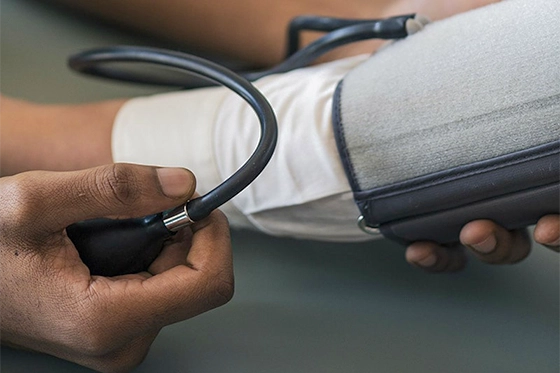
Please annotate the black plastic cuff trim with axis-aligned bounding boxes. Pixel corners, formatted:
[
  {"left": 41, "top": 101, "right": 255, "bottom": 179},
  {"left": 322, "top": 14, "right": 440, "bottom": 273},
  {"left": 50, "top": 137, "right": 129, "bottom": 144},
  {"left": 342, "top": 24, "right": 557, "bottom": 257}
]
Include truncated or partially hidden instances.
[
  {"left": 380, "top": 182, "right": 560, "bottom": 245},
  {"left": 357, "top": 140, "right": 560, "bottom": 225}
]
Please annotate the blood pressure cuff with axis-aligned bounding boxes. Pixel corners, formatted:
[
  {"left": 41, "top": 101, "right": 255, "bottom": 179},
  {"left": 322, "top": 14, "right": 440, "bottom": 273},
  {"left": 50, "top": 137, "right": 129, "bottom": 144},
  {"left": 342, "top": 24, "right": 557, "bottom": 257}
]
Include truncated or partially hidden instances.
[{"left": 332, "top": 0, "right": 560, "bottom": 244}]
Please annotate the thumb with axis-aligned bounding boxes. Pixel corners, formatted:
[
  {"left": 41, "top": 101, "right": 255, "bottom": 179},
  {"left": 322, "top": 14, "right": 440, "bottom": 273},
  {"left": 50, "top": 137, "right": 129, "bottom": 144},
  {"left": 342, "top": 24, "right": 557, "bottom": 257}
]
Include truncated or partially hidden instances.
[{"left": 23, "top": 164, "right": 196, "bottom": 231}]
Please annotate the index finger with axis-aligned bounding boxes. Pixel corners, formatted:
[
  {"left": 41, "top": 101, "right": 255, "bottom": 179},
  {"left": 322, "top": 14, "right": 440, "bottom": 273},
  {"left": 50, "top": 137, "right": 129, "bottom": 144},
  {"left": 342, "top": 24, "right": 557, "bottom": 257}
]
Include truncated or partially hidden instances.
[
  {"left": 106, "top": 209, "right": 233, "bottom": 328},
  {"left": 185, "top": 209, "right": 233, "bottom": 274}
]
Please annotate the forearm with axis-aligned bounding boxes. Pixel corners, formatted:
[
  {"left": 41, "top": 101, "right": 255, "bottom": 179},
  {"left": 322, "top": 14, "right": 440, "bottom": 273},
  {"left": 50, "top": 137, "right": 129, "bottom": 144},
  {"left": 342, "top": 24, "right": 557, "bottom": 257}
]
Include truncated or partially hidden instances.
[
  {"left": 47, "top": 0, "right": 387, "bottom": 67},
  {"left": 0, "top": 96, "right": 123, "bottom": 176}
]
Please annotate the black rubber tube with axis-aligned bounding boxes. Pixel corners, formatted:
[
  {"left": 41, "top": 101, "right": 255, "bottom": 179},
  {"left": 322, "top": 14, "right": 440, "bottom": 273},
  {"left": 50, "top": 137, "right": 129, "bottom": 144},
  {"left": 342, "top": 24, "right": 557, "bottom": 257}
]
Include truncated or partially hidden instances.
[
  {"left": 69, "top": 46, "right": 278, "bottom": 221},
  {"left": 68, "top": 15, "right": 415, "bottom": 89}
]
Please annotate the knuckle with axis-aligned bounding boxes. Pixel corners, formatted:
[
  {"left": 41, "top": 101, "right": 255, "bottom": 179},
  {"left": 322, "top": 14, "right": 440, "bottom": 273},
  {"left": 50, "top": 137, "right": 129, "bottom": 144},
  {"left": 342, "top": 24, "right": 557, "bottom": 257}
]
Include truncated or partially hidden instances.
[
  {"left": 214, "top": 210, "right": 230, "bottom": 230},
  {"left": 205, "top": 269, "right": 235, "bottom": 307},
  {"left": 0, "top": 174, "right": 43, "bottom": 230},
  {"left": 212, "top": 209, "right": 228, "bottom": 222},
  {"left": 93, "top": 164, "right": 141, "bottom": 207}
]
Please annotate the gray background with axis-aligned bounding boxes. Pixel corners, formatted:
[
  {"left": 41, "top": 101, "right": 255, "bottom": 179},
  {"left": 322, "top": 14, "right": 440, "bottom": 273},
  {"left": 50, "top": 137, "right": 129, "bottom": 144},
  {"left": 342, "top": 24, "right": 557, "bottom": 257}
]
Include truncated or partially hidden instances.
[{"left": 1, "top": 1, "right": 558, "bottom": 372}]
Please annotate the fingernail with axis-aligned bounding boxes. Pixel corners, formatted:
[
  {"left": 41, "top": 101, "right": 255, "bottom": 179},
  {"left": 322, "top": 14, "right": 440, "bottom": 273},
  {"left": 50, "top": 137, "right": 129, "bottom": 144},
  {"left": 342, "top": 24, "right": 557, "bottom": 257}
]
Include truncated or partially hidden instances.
[
  {"left": 416, "top": 253, "right": 437, "bottom": 268},
  {"left": 156, "top": 168, "right": 194, "bottom": 198},
  {"left": 470, "top": 235, "right": 497, "bottom": 254}
]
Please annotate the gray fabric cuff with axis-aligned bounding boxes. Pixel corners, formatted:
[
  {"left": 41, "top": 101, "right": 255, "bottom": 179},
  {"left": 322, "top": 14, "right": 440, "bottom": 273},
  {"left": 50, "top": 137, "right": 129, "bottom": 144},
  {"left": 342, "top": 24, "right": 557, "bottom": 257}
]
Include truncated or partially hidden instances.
[{"left": 332, "top": 0, "right": 560, "bottom": 244}]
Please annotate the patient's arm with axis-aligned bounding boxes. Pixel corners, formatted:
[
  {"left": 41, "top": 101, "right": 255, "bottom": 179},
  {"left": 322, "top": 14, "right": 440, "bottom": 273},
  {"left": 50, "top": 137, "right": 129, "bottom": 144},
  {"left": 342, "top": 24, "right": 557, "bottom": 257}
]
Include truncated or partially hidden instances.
[
  {"left": 0, "top": 95, "right": 119, "bottom": 176},
  {"left": 46, "top": 0, "right": 500, "bottom": 67}
]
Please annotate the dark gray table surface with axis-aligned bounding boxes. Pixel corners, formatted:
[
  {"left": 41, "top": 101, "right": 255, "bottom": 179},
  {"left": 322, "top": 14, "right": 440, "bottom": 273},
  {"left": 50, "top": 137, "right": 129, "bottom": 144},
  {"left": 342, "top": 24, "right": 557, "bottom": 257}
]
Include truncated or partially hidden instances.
[{"left": 1, "top": 1, "right": 558, "bottom": 372}]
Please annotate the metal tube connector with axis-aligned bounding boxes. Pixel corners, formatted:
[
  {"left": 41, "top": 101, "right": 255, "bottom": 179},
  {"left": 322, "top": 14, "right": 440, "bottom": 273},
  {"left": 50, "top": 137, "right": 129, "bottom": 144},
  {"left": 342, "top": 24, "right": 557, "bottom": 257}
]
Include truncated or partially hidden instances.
[{"left": 163, "top": 204, "right": 195, "bottom": 232}]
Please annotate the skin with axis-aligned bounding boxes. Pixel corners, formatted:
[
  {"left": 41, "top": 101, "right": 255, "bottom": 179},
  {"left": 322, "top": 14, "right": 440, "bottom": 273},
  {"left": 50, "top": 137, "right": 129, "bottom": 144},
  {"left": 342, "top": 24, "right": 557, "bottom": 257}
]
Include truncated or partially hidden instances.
[
  {"left": 0, "top": 163, "right": 233, "bottom": 372},
  {"left": 48, "top": 0, "right": 503, "bottom": 67},
  {"left": 0, "top": 97, "right": 118, "bottom": 175}
]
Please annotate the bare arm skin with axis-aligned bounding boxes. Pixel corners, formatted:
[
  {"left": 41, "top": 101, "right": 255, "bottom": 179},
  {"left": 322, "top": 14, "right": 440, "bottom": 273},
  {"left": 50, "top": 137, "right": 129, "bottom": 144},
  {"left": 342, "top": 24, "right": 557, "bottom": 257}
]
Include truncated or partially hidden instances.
[
  {"left": 0, "top": 96, "right": 123, "bottom": 176},
  {"left": 47, "top": 0, "right": 500, "bottom": 67},
  {"left": 47, "top": 0, "right": 390, "bottom": 67}
]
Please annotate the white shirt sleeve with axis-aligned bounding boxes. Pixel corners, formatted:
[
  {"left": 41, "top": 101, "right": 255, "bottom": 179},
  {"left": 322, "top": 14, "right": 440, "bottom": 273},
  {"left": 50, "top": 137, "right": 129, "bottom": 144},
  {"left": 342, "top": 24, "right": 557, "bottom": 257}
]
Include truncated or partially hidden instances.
[{"left": 112, "top": 55, "right": 373, "bottom": 242}]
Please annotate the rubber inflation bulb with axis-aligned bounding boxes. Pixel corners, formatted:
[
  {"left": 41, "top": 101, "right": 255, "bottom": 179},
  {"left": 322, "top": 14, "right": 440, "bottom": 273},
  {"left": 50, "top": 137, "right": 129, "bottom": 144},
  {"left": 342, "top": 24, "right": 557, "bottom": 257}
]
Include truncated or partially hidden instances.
[{"left": 66, "top": 213, "right": 174, "bottom": 277}]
